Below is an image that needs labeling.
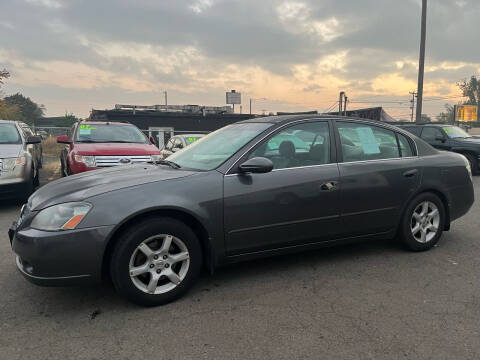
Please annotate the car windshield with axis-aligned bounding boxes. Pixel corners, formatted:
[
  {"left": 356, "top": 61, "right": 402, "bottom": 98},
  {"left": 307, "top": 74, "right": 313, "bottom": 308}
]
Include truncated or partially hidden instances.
[
  {"left": 168, "top": 123, "right": 271, "bottom": 170},
  {"left": 75, "top": 124, "right": 149, "bottom": 143},
  {"left": 0, "top": 124, "right": 21, "bottom": 144},
  {"left": 442, "top": 126, "right": 471, "bottom": 139}
]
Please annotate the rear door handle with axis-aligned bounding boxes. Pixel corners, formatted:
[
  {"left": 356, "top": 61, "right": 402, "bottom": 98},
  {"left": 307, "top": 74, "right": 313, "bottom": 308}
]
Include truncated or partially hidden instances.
[
  {"left": 403, "top": 169, "right": 418, "bottom": 178},
  {"left": 320, "top": 181, "right": 339, "bottom": 191}
]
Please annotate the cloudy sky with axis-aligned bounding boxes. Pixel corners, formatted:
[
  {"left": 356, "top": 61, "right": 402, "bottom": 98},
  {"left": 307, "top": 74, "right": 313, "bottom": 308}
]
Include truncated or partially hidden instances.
[{"left": 1, "top": 0, "right": 479, "bottom": 119}]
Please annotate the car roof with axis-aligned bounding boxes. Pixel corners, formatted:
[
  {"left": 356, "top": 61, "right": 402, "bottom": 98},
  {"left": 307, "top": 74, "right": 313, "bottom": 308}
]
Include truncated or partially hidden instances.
[
  {"left": 397, "top": 123, "right": 448, "bottom": 127},
  {"left": 80, "top": 121, "right": 134, "bottom": 126},
  {"left": 0, "top": 119, "right": 19, "bottom": 125},
  {"left": 178, "top": 134, "right": 205, "bottom": 138}
]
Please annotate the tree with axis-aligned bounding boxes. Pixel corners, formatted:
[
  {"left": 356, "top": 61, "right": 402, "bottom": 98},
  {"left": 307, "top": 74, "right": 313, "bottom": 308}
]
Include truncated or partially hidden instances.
[
  {"left": 0, "top": 100, "right": 21, "bottom": 120},
  {"left": 3, "top": 93, "right": 45, "bottom": 125},
  {"left": 0, "top": 69, "right": 9, "bottom": 85},
  {"left": 458, "top": 76, "right": 480, "bottom": 106},
  {"left": 421, "top": 114, "right": 432, "bottom": 123},
  {"left": 436, "top": 104, "right": 455, "bottom": 124}
]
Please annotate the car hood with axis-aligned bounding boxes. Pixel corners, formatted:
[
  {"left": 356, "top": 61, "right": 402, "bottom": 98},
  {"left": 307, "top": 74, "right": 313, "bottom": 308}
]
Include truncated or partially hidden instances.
[
  {"left": 0, "top": 144, "right": 22, "bottom": 158},
  {"left": 74, "top": 142, "right": 160, "bottom": 155},
  {"left": 453, "top": 137, "right": 480, "bottom": 145},
  {"left": 29, "top": 164, "right": 196, "bottom": 210}
]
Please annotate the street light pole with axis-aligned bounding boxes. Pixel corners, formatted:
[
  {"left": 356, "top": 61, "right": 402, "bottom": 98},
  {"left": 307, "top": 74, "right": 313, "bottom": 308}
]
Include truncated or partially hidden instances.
[{"left": 416, "top": 0, "right": 427, "bottom": 123}]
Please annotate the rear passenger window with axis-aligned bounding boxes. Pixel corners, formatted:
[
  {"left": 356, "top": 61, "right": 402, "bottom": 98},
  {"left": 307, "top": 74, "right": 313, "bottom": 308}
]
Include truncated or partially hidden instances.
[
  {"left": 338, "top": 122, "right": 400, "bottom": 162},
  {"left": 397, "top": 134, "right": 414, "bottom": 157}
]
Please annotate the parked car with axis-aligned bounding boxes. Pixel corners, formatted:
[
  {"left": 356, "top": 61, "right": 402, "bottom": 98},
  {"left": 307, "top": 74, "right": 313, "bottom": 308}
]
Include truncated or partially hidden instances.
[
  {"left": 397, "top": 124, "right": 480, "bottom": 174},
  {"left": 160, "top": 134, "right": 205, "bottom": 159},
  {"left": 57, "top": 121, "right": 161, "bottom": 175},
  {"left": 18, "top": 123, "right": 43, "bottom": 169},
  {"left": 0, "top": 120, "right": 42, "bottom": 202},
  {"left": 9, "top": 115, "right": 474, "bottom": 306}
]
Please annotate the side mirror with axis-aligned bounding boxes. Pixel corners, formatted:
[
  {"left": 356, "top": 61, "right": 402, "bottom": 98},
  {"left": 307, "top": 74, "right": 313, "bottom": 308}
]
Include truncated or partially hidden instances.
[
  {"left": 238, "top": 157, "right": 273, "bottom": 174},
  {"left": 57, "top": 135, "right": 70, "bottom": 144},
  {"left": 26, "top": 136, "right": 41, "bottom": 144},
  {"left": 435, "top": 135, "right": 446, "bottom": 143},
  {"left": 149, "top": 135, "right": 156, "bottom": 145}
]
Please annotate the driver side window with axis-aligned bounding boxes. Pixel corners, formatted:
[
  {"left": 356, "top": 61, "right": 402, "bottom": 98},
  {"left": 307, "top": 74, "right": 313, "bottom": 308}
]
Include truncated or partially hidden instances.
[{"left": 248, "top": 121, "right": 331, "bottom": 170}]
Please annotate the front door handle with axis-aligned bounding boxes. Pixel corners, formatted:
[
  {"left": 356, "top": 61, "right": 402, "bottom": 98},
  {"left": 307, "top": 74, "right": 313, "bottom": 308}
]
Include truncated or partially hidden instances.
[
  {"left": 403, "top": 169, "right": 418, "bottom": 178},
  {"left": 320, "top": 181, "right": 338, "bottom": 191}
]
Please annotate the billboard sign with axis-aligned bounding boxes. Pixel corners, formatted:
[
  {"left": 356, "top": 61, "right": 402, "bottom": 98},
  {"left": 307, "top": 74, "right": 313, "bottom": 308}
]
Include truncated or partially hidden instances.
[
  {"left": 455, "top": 105, "right": 478, "bottom": 122},
  {"left": 226, "top": 90, "right": 241, "bottom": 105}
]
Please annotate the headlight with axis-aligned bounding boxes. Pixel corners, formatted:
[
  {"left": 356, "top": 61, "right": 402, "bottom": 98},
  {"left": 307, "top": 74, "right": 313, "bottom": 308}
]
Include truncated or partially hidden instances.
[
  {"left": 150, "top": 154, "right": 162, "bottom": 162},
  {"left": 74, "top": 155, "right": 96, "bottom": 167},
  {"left": 2, "top": 157, "right": 25, "bottom": 170},
  {"left": 31, "top": 202, "right": 92, "bottom": 231}
]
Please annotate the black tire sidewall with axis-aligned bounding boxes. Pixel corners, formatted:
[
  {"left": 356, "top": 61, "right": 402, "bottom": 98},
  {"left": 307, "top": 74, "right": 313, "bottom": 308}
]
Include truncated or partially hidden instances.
[
  {"left": 110, "top": 217, "right": 202, "bottom": 306},
  {"left": 400, "top": 193, "right": 445, "bottom": 251}
]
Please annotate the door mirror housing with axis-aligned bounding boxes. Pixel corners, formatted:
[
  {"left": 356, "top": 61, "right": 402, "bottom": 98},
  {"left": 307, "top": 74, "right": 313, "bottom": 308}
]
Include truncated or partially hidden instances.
[
  {"left": 238, "top": 157, "right": 274, "bottom": 174},
  {"left": 435, "top": 135, "right": 446, "bottom": 143},
  {"left": 26, "top": 135, "right": 42, "bottom": 144},
  {"left": 57, "top": 135, "right": 70, "bottom": 144}
]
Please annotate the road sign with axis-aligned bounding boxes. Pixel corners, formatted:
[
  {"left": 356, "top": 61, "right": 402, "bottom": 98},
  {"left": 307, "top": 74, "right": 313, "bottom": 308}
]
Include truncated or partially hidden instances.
[
  {"left": 226, "top": 90, "right": 241, "bottom": 105},
  {"left": 455, "top": 105, "right": 478, "bottom": 122}
]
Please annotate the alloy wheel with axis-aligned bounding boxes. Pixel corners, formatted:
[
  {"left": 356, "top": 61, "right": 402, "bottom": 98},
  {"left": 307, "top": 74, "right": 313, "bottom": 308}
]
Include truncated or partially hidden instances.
[
  {"left": 410, "top": 201, "right": 440, "bottom": 243},
  {"left": 128, "top": 234, "right": 190, "bottom": 295}
]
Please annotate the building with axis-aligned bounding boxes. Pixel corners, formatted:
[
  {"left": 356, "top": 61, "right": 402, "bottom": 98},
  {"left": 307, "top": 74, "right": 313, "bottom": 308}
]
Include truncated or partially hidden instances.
[{"left": 89, "top": 104, "right": 254, "bottom": 147}]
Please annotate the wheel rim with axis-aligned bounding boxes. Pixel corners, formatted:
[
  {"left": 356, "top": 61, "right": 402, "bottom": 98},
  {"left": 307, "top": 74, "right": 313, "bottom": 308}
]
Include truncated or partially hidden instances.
[
  {"left": 128, "top": 234, "right": 190, "bottom": 295},
  {"left": 410, "top": 201, "right": 440, "bottom": 243}
]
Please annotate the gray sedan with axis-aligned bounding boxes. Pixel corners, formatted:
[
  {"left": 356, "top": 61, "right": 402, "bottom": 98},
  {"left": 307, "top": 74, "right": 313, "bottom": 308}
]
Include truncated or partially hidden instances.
[
  {"left": 9, "top": 115, "right": 474, "bottom": 306},
  {"left": 0, "top": 120, "right": 42, "bottom": 202}
]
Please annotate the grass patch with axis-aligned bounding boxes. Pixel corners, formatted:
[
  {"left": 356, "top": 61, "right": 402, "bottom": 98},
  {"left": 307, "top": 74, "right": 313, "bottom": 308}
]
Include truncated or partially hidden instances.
[{"left": 42, "top": 136, "right": 64, "bottom": 157}]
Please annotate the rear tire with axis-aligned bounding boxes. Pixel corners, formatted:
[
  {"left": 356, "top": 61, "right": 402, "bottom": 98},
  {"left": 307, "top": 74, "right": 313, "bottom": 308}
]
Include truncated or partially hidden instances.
[
  {"left": 399, "top": 193, "right": 445, "bottom": 251},
  {"left": 110, "top": 217, "right": 202, "bottom": 306}
]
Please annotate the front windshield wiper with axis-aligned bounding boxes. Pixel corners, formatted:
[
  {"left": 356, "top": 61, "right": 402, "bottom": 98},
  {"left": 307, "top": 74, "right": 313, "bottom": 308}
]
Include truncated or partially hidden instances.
[{"left": 155, "top": 159, "right": 181, "bottom": 169}]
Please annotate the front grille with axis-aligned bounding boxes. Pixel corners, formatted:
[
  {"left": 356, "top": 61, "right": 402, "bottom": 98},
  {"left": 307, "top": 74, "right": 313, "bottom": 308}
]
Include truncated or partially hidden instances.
[{"left": 94, "top": 155, "right": 152, "bottom": 167}]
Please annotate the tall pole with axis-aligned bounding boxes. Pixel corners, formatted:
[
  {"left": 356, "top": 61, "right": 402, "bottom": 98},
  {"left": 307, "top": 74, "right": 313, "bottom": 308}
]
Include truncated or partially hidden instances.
[
  {"left": 344, "top": 96, "right": 348, "bottom": 116},
  {"left": 416, "top": 0, "right": 427, "bottom": 123},
  {"left": 339, "top": 91, "right": 345, "bottom": 115},
  {"left": 249, "top": 98, "right": 252, "bottom": 115},
  {"left": 409, "top": 91, "right": 417, "bottom": 122},
  {"left": 164, "top": 91, "right": 168, "bottom": 107}
]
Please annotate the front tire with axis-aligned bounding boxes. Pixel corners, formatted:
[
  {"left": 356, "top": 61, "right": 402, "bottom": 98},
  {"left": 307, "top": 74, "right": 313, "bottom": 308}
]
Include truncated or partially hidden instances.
[
  {"left": 399, "top": 193, "right": 445, "bottom": 251},
  {"left": 110, "top": 217, "right": 202, "bottom": 306}
]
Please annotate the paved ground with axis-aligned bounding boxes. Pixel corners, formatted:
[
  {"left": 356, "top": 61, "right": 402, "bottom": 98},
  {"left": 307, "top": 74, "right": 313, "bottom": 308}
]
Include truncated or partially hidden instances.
[{"left": 1, "top": 163, "right": 479, "bottom": 360}]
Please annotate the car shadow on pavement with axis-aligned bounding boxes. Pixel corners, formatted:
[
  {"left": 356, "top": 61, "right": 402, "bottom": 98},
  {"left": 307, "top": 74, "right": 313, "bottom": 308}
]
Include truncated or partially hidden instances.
[{"left": 13, "top": 237, "right": 403, "bottom": 313}]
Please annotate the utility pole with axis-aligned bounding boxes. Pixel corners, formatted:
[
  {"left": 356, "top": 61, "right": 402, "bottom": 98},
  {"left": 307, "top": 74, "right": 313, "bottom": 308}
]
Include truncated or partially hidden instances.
[
  {"left": 249, "top": 98, "right": 252, "bottom": 115},
  {"left": 339, "top": 91, "right": 345, "bottom": 115},
  {"left": 409, "top": 91, "right": 417, "bottom": 122},
  {"left": 344, "top": 96, "right": 348, "bottom": 116},
  {"left": 164, "top": 91, "right": 168, "bottom": 107},
  {"left": 416, "top": 0, "right": 427, "bottom": 123}
]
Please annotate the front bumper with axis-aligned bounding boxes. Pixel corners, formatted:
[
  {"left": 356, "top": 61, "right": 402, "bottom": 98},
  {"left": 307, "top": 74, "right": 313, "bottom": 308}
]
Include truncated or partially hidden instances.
[
  {"left": 10, "top": 224, "right": 115, "bottom": 286},
  {"left": 0, "top": 165, "right": 31, "bottom": 198}
]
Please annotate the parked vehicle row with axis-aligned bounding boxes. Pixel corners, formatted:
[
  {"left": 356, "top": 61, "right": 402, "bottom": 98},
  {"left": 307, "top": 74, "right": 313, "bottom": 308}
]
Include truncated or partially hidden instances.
[
  {"left": 9, "top": 115, "right": 474, "bottom": 306},
  {"left": 0, "top": 120, "right": 42, "bottom": 202},
  {"left": 397, "top": 123, "right": 480, "bottom": 175},
  {"left": 57, "top": 121, "right": 203, "bottom": 175}
]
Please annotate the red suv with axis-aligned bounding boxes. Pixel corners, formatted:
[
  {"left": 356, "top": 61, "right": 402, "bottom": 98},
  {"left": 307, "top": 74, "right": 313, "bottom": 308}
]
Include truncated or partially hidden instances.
[{"left": 57, "top": 121, "right": 161, "bottom": 175}]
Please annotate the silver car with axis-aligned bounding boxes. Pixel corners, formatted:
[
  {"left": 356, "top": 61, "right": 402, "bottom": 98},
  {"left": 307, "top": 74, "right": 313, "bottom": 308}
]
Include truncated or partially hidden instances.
[
  {"left": 0, "top": 120, "right": 42, "bottom": 202},
  {"left": 160, "top": 134, "right": 205, "bottom": 159}
]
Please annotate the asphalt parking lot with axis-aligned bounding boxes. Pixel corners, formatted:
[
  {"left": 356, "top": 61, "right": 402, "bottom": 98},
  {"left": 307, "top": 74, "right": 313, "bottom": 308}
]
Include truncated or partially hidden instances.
[{"left": 1, "top": 164, "right": 479, "bottom": 360}]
